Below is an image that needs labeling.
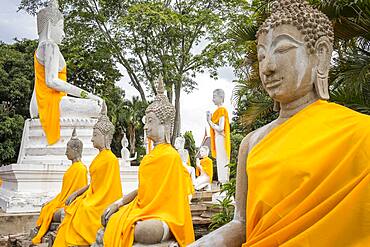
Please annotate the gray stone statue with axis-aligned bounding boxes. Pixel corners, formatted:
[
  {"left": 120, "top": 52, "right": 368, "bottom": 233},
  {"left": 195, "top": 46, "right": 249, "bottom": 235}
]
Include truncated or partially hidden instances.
[
  {"left": 120, "top": 133, "right": 137, "bottom": 166},
  {"left": 189, "top": 0, "right": 336, "bottom": 246}
]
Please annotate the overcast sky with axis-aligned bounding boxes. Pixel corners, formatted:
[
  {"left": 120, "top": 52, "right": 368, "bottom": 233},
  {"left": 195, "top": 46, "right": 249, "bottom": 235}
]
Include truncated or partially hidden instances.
[{"left": 0, "top": 0, "right": 236, "bottom": 146}]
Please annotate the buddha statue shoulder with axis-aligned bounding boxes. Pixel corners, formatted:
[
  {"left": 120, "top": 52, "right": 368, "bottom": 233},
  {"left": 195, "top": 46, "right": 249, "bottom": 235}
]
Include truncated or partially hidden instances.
[
  {"left": 190, "top": 0, "right": 370, "bottom": 246},
  {"left": 30, "top": 0, "right": 102, "bottom": 144}
]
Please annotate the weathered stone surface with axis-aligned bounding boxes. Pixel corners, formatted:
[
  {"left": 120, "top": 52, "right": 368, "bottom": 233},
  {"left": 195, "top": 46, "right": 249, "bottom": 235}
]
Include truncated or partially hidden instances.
[{"left": 0, "top": 212, "right": 39, "bottom": 235}]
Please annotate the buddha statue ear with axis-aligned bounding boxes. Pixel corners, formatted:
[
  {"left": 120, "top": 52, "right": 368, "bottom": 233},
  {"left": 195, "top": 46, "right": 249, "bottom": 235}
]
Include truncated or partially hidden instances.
[
  {"left": 164, "top": 124, "right": 172, "bottom": 144},
  {"left": 314, "top": 37, "right": 332, "bottom": 100}
]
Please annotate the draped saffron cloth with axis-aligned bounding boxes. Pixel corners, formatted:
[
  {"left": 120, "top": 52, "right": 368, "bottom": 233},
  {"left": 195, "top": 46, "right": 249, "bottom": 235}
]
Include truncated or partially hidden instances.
[
  {"left": 210, "top": 107, "right": 231, "bottom": 160},
  {"left": 32, "top": 161, "right": 87, "bottom": 244},
  {"left": 34, "top": 53, "right": 66, "bottom": 145},
  {"left": 104, "top": 144, "right": 194, "bottom": 247},
  {"left": 196, "top": 157, "right": 213, "bottom": 183},
  {"left": 244, "top": 100, "right": 370, "bottom": 247},
  {"left": 53, "top": 150, "right": 122, "bottom": 246}
]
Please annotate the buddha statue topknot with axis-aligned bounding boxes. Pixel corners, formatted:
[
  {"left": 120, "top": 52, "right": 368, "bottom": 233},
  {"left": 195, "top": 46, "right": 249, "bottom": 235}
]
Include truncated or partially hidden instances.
[{"left": 190, "top": 0, "right": 370, "bottom": 246}]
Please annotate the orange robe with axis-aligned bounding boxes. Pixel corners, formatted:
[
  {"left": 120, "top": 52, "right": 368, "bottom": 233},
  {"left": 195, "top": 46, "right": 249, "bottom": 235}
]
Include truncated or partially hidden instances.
[
  {"left": 210, "top": 107, "right": 231, "bottom": 160},
  {"left": 32, "top": 161, "right": 87, "bottom": 244},
  {"left": 53, "top": 150, "right": 122, "bottom": 246},
  {"left": 104, "top": 144, "right": 194, "bottom": 247},
  {"left": 244, "top": 100, "right": 370, "bottom": 246},
  {"left": 34, "top": 53, "right": 66, "bottom": 145},
  {"left": 196, "top": 157, "right": 213, "bottom": 183}
]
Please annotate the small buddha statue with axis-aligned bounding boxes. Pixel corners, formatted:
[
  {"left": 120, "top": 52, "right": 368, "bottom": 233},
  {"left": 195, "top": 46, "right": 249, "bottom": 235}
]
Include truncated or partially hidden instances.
[
  {"left": 194, "top": 146, "right": 213, "bottom": 191},
  {"left": 94, "top": 76, "right": 194, "bottom": 247},
  {"left": 174, "top": 136, "right": 196, "bottom": 184},
  {"left": 120, "top": 133, "right": 137, "bottom": 166},
  {"left": 190, "top": 1, "right": 370, "bottom": 246},
  {"left": 53, "top": 102, "right": 123, "bottom": 246},
  {"left": 206, "top": 89, "right": 231, "bottom": 184},
  {"left": 30, "top": 0, "right": 102, "bottom": 145},
  {"left": 31, "top": 128, "right": 88, "bottom": 244}
]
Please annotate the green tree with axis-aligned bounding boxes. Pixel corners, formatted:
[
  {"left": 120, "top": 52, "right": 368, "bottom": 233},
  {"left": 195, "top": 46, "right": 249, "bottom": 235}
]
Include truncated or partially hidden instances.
[
  {"left": 183, "top": 131, "right": 196, "bottom": 167},
  {"left": 19, "top": 0, "right": 248, "bottom": 141}
]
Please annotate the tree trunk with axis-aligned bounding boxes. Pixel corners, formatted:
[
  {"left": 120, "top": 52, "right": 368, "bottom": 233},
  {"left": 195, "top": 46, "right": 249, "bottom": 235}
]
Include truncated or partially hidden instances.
[
  {"left": 128, "top": 125, "right": 136, "bottom": 155},
  {"left": 171, "top": 83, "right": 181, "bottom": 144}
]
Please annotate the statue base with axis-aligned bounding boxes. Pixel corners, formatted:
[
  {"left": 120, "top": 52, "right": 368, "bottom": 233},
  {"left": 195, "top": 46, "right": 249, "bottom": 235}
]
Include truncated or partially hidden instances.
[{"left": 0, "top": 118, "right": 138, "bottom": 213}]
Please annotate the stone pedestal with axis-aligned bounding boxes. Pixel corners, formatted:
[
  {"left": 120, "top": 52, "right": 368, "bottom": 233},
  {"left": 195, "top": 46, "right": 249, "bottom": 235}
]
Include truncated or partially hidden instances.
[{"left": 0, "top": 118, "right": 139, "bottom": 213}]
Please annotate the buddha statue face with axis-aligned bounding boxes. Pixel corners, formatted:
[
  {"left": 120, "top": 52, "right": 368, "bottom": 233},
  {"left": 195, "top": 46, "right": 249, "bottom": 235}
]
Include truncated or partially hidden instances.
[
  {"left": 65, "top": 128, "right": 83, "bottom": 161},
  {"left": 144, "top": 112, "right": 167, "bottom": 144},
  {"left": 37, "top": 0, "right": 65, "bottom": 44},
  {"left": 212, "top": 89, "right": 225, "bottom": 106},
  {"left": 121, "top": 134, "right": 129, "bottom": 148},
  {"left": 49, "top": 19, "right": 65, "bottom": 44},
  {"left": 199, "top": 146, "right": 209, "bottom": 158},
  {"left": 257, "top": 0, "right": 334, "bottom": 105},
  {"left": 91, "top": 128, "right": 106, "bottom": 150},
  {"left": 174, "top": 136, "right": 185, "bottom": 150}
]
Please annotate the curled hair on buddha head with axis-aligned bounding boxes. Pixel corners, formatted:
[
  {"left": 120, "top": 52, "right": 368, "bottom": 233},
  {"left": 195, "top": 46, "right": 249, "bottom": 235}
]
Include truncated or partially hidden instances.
[
  {"left": 37, "top": 0, "right": 64, "bottom": 35},
  {"left": 145, "top": 75, "right": 176, "bottom": 143},
  {"left": 257, "top": 0, "right": 334, "bottom": 54},
  {"left": 94, "top": 102, "right": 115, "bottom": 149},
  {"left": 67, "top": 127, "right": 83, "bottom": 158}
]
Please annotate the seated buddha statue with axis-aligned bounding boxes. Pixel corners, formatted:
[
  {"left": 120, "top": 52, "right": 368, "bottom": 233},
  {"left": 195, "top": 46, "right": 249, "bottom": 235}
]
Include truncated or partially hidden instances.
[
  {"left": 194, "top": 146, "right": 213, "bottom": 191},
  {"left": 52, "top": 103, "right": 123, "bottom": 246},
  {"left": 30, "top": 0, "right": 102, "bottom": 145},
  {"left": 93, "top": 76, "right": 194, "bottom": 247},
  {"left": 120, "top": 133, "right": 137, "bottom": 166},
  {"left": 31, "top": 128, "right": 88, "bottom": 244},
  {"left": 190, "top": 0, "right": 370, "bottom": 246}
]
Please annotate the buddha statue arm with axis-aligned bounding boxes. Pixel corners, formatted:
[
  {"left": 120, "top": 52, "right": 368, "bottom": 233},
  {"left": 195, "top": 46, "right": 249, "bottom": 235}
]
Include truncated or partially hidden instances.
[
  {"left": 101, "top": 189, "right": 138, "bottom": 226},
  {"left": 207, "top": 114, "right": 225, "bottom": 133},
  {"left": 42, "top": 42, "right": 102, "bottom": 103},
  {"left": 65, "top": 184, "right": 89, "bottom": 205},
  {"left": 189, "top": 134, "right": 250, "bottom": 246}
]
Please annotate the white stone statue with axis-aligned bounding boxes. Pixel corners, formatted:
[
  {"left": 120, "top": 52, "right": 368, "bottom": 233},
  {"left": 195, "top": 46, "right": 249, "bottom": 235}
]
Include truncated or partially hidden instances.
[
  {"left": 30, "top": 0, "right": 102, "bottom": 121},
  {"left": 206, "top": 89, "right": 230, "bottom": 184},
  {"left": 174, "top": 136, "right": 196, "bottom": 184},
  {"left": 194, "top": 146, "right": 212, "bottom": 191},
  {"left": 120, "top": 133, "right": 137, "bottom": 166}
]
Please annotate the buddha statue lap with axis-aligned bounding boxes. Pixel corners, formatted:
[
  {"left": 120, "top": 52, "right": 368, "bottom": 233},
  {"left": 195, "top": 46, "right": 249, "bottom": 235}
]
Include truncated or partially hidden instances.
[
  {"left": 194, "top": 146, "right": 213, "bottom": 191},
  {"left": 206, "top": 89, "right": 231, "bottom": 184},
  {"left": 52, "top": 103, "right": 123, "bottom": 246},
  {"left": 30, "top": 128, "right": 88, "bottom": 244},
  {"left": 93, "top": 76, "right": 194, "bottom": 247},
  {"left": 190, "top": 0, "right": 370, "bottom": 246},
  {"left": 31, "top": 0, "right": 102, "bottom": 145}
]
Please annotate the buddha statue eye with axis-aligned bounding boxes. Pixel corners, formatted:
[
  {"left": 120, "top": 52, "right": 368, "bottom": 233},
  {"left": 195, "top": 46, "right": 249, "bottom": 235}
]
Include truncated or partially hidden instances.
[{"left": 274, "top": 44, "right": 297, "bottom": 54}]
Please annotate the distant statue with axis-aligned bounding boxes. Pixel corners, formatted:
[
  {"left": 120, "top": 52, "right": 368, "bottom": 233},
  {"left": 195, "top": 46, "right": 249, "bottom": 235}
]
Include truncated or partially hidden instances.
[
  {"left": 31, "top": 128, "right": 88, "bottom": 244},
  {"left": 174, "top": 136, "right": 196, "bottom": 184},
  {"left": 94, "top": 76, "right": 194, "bottom": 246},
  {"left": 53, "top": 103, "right": 122, "bottom": 246},
  {"left": 120, "top": 133, "right": 137, "bottom": 166},
  {"left": 190, "top": 1, "right": 370, "bottom": 246},
  {"left": 194, "top": 146, "right": 213, "bottom": 191},
  {"left": 30, "top": 0, "right": 102, "bottom": 144},
  {"left": 206, "top": 89, "right": 230, "bottom": 184}
]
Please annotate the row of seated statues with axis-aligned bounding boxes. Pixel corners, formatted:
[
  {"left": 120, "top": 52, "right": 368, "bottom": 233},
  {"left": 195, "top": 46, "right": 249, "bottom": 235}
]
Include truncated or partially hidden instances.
[{"left": 29, "top": 0, "right": 369, "bottom": 246}]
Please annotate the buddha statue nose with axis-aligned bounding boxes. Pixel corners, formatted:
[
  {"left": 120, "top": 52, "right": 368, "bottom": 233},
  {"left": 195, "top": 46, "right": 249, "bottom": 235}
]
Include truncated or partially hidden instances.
[{"left": 262, "top": 57, "right": 276, "bottom": 76}]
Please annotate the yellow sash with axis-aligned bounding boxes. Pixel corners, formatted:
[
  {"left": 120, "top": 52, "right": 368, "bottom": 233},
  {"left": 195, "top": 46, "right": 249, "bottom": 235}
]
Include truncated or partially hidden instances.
[
  {"left": 32, "top": 161, "right": 87, "bottom": 244},
  {"left": 53, "top": 150, "right": 122, "bottom": 246},
  {"left": 104, "top": 144, "right": 194, "bottom": 247},
  {"left": 196, "top": 157, "right": 213, "bottom": 183},
  {"left": 34, "top": 53, "right": 66, "bottom": 145},
  {"left": 210, "top": 107, "right": 231, "bottom": 160},
  {"left": 243, "top": 100, "right": 370, "bottom": 246}
]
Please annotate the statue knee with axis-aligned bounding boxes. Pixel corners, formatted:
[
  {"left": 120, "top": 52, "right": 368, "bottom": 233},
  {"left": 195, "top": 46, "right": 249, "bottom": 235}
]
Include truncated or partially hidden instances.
[
  {"left": 52, "top": 208, "right": 64, "bottom": 222},
  {"left": 134, "top": 219, "right": 171, "bottom": 244}
]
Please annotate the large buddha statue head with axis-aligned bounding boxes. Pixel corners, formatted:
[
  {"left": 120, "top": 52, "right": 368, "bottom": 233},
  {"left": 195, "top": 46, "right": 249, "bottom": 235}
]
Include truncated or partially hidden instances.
[
  {"left": 212, "top": 89, "right": 225, "bottom": 106},
  {"left": 36, "top": 0, "right": 64, "bottom": 44},
  {"left": 256, "top": 0, "right": 334, "bottom": 107},
  {"left": 92, "top": 102, "right": 115, "bottom": 151},
  {"left": 144, "top": 76, "right": 176, "bottom": 144},
  {"left": 65, "top": 128, "right": 83, "bottom": 162}
]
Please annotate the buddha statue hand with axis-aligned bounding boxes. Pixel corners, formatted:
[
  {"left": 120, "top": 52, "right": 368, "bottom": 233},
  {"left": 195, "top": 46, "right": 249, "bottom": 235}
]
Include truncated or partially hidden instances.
[
  {"left": 87, "top": 92, "right": 103, "bottom": 106},
  {"left": 101, "top": 202, "right": 120, "bottom": 227},
  {"left": 65, "top": 191, "right": 79, "bottom": 206},
  {"left": 206, "top": 111, "right": 212, "bottom": 122}
]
